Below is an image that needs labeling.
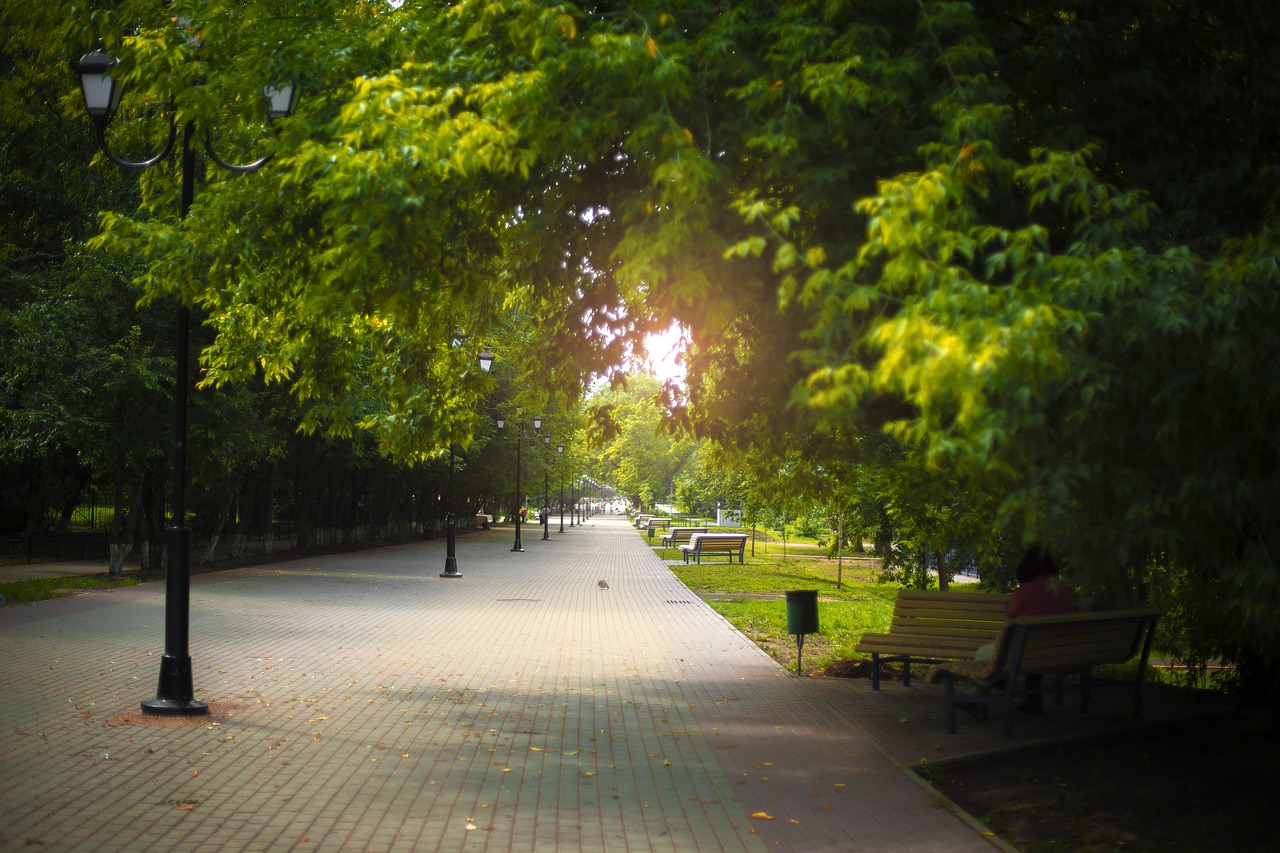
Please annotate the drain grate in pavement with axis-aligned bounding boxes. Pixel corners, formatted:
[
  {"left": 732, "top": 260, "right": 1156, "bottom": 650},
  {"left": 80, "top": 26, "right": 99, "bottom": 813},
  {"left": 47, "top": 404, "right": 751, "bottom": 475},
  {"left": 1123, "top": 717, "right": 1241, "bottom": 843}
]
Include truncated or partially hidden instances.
[{"left": 105, "top": 701, "right": 238, "bottom": 727}]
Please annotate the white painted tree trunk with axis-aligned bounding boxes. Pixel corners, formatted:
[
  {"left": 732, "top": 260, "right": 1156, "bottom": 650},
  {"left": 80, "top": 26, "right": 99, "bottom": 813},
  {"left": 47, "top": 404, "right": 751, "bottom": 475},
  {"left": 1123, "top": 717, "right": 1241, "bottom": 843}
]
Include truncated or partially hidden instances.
[{"left": 108, "top": 543, "right": 132, "bottom": 577}]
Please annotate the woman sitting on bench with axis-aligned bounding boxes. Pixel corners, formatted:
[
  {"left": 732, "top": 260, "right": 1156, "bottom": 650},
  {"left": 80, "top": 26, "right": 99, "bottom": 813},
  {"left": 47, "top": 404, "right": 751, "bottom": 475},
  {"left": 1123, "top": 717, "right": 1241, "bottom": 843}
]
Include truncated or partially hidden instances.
[{"left": 963, "top": 544, "right": 1075, "bottom": 715}]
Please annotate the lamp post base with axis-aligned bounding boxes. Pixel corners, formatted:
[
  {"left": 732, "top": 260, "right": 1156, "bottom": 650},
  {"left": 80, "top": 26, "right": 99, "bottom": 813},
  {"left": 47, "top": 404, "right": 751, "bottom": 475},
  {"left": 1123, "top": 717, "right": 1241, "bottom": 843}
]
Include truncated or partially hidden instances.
[
  {"left": 441, "top": 516, "right": 463, "bottom": 577},
  {"left": 142, "top": 654, "right": 209, "bottom": 715}
]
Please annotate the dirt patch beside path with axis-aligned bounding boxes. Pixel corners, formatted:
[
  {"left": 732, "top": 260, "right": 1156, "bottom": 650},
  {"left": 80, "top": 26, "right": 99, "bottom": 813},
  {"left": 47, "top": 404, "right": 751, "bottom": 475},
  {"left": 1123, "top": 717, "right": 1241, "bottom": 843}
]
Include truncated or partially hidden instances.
[{"left": 919, "top": 702, "right": 1279, "bottom": 851}]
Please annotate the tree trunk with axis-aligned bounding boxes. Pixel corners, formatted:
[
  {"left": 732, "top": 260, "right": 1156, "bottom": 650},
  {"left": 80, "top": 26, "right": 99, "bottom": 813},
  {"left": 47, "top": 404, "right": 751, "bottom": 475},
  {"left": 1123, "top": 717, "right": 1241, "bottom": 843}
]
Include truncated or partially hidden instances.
[
  {"left": 108, "top": 468, "right": 126, "bottom": 576},
  {"left": 936, "top": 549, "right": 950, "bottom": 592},
  {"left": 108, "top": 543, "right": 132, "bottom": 576},
  {"left": 232, "top": 466, "right": 260, "bottom": 559},
  {"left": 204, "top": 465, "right": 246, "bottom": 563},
  {"left": 261, "top": 462, "right": 277, "bottom": 554},
  {"left": 107, "top": 467, "right": 144, "bottom": 578},
  {"left": 836, "top": 509, "right": 844, "bottom": 591},
  {"left": 141, "top": 460, "right": 166, "bottom": 573}
]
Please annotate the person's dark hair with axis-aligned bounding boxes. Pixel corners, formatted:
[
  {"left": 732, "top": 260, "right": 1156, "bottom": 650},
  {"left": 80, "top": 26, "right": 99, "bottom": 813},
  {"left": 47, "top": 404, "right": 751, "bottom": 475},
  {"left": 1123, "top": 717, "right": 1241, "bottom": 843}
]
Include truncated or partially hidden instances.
[{"left": 1015, "top": 544, "right": 1058, "bottom": 584}]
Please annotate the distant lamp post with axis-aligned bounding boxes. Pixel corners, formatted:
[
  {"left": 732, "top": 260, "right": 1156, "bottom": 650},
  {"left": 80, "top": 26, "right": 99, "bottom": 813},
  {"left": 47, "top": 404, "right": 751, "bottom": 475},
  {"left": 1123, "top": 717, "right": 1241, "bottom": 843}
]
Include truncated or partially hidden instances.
[
  {"left": 557, "top": 443, "right": 566, "bottom": 533},
  {"left": 539, "top": 433, "right": 552, "bottom": 541},
  {"left": 497, "top": 415, "right": 517, "bottom": 550},
  {"left": 441, "top": 340, "right": 494, "bottom": 578},
  {"left": 501, "top": 413, "right": 541, "bottom": 551},
  {"left": 70, "top": 44, "right": 299, "bottom": 716}
]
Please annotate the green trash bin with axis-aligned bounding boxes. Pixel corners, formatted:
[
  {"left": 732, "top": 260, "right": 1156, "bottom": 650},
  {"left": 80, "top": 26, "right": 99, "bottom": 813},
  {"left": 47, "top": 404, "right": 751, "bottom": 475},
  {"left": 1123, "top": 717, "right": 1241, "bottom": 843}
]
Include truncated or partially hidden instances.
[
  {"left": 785, "top": 590, "right": 819, "bottom": 635},
  {"left": 785, "top": 590, "right": 819, "bottom": 675}
]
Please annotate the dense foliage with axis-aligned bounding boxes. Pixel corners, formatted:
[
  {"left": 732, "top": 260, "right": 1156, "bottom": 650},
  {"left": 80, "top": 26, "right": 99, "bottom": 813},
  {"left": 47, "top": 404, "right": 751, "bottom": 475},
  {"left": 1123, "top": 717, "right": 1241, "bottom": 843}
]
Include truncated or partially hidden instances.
[{"left": 5, "top": 2, "right": 1279, "bottom": 689}]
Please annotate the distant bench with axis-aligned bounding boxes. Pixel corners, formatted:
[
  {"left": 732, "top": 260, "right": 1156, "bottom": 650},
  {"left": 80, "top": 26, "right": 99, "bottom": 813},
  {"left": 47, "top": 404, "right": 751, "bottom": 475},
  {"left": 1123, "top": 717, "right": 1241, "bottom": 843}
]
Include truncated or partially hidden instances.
[
  {"left": 473, "top": 513, "right": 493, "bottom": 529},
  {"left": 643, "top": 517, "right": 672, "bottom": 540},
  {"left": 634, "top": 514, "right": 653, "bottom": 529},
  {"left": 679, "top": 533, "right": 748, "bottom": 564},
  {"left": 660, "top": 527, "right": 707, "bottom": 548},
  {"left": 855, "top": 591, "right": 1011, "bottom": 690},
  {"left": 926, "top": 608, "right": 1162, "bottom": 737}
]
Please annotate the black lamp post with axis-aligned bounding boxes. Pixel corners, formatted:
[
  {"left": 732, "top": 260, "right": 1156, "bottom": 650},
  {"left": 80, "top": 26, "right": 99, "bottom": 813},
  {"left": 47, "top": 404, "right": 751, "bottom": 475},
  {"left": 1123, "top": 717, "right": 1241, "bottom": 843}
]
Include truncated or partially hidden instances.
[
  {"left": 541, "top": 433, "right": 552, "bottom": 541},
  {"left": 70, "top": 45, "right": 299, "bottom": 716},
  {"left": 557, "top": 442, "right": 565, "bottom": 533},
  {"left": 500, "top": 413, "right": 540, "bottom": 551},
  {"left": 441, "top": 343, "right": 494, "bottom": 578}
]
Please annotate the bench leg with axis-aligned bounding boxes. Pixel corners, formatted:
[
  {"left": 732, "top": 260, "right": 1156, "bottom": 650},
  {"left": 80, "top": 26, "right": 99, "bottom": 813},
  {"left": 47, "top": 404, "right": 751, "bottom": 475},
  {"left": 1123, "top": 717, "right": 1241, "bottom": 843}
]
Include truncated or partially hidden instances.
[
  {"left": 939, "top": 673, "right": 959, "bottom": 733},
  {"left": 1000, "top": 690, "right": 1017, "bottom": 738},
  {"left": 870, "top": 654, "right": 881, "bottom": 690}
]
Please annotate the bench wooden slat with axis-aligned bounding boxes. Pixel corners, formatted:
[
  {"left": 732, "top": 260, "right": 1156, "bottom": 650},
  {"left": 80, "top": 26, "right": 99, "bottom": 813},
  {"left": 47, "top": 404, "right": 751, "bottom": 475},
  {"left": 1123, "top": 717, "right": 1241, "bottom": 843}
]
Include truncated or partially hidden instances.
[
  {"left": 696, "top": 539, "right": 741, "bottom": 550},
  {"left": 857, "top": 635, "right": 992, "bottom": 655}
]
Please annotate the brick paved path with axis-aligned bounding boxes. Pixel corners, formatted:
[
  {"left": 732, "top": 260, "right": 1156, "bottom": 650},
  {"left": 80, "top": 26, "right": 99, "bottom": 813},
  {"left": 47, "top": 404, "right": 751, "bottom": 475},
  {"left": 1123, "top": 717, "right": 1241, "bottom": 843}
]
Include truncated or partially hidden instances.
[{"left": 0, "top": 515, "right": 998, "bottom": 852}]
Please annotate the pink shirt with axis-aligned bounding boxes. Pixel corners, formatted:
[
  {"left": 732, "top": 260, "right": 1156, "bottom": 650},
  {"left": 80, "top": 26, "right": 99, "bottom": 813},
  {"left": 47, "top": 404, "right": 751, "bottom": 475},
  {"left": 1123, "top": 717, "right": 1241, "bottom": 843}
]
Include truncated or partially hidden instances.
[{"left": 1009, "top": 575, "right": 1074, "bottom": 617}]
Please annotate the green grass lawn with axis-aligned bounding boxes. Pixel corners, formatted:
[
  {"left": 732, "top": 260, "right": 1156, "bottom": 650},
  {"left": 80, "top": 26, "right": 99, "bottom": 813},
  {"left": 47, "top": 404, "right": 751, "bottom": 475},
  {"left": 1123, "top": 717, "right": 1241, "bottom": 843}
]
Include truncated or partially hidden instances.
[
  {"left": 0, "top": 573, "right": 140, "bottom": 606},
  {"left": 654, "top": 536, "right": 910, "bottom": 674},
  {"left": 654, "top": 532, "right": 1195, "bottom": 689}
]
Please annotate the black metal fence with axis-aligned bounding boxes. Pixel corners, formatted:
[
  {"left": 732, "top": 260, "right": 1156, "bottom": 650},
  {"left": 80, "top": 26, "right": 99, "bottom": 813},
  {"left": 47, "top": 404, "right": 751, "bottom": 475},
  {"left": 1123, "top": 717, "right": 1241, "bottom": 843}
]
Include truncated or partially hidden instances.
[{"left": 0, "top": 532, "right": 109, "bottom": 565}]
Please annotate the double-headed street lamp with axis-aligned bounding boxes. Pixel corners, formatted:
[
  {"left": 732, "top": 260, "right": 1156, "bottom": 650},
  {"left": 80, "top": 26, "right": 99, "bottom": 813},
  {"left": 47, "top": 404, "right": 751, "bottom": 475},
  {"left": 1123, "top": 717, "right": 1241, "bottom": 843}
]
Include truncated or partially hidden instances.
[
  {"left": 441, "top": 341, "right": 495, "bottom": 579},
  {"left": 497, "top": 413, "right": 540, "bottom": 551},
  {"left": 69, "top": 45, "right": 299, "bottom": 716}
]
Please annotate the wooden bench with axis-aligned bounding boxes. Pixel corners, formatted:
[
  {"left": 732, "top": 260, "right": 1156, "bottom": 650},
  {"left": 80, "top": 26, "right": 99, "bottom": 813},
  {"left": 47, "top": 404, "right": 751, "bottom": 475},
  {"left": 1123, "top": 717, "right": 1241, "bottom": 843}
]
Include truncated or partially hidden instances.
[
  {"left": 926, "top": 608, "right": 1163, "bottom": 737},
  {"left": 660, "top": 527, "right": 707, "bottom": 548},
  {"left": 679, "top": 533, "right": 748, "bottom": 564},
  {"left": 634, "top": 514, "right": 653, "bottom": 529},
  {"left": 473, "top": 513, "right": 493, "bottom": 530},
  {"left": 855, "top": 591, "right": 1011, "bottom": 689},
  {"left": 643, "top": 517, "right": 672, "bottom": 540}
]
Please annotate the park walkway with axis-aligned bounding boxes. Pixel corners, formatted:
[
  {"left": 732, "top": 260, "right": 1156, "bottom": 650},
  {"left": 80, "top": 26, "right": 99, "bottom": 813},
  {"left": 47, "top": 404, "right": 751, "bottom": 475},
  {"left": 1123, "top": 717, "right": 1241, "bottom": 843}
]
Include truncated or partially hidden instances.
[{"left": 0, "top": 513, "right": 1008, "bottom": 851}]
